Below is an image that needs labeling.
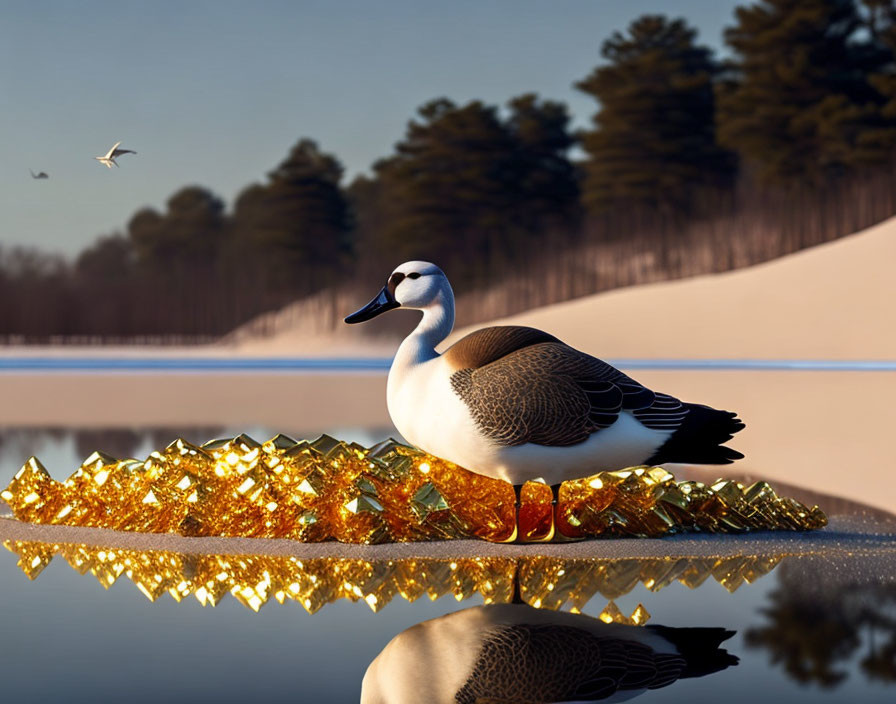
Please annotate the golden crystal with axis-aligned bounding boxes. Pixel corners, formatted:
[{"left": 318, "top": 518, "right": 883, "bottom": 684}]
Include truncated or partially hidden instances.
[
  {"left": 3, "top": 538, "right": 788, "bottom": 621},
  {"left": 518, "top": 481, "right": 554, "bottom": 542},
  {"left": 0, "top": 434, "right": 827, "bottom": 543},
  {"left": 598, "top": 601, "right": 650, "bottom": 625}
]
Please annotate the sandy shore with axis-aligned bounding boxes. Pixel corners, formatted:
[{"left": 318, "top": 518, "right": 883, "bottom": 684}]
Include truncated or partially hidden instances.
[
  {"left": 0, "top": 368, "right": 892, "bottom": 515},
  {"left": 630, "top": 369, "right": 895, "bottom": 515},
  {"left": 0, "top": 514, "right": 892, "bottom": 560},
  {"left": 0, "top": 371, "right": 391, "bottom": 433}
]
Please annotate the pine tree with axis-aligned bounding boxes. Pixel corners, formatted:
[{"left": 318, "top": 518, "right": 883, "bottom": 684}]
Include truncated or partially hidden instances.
[
  {"left": 374, "top": 99, "right": 517, "bottom": 277},
  {"left": 128, "top": 186, "right": 225, "bottom": 268},
  {"left": 861, "top": 0, "right": 896, "bottom": 156},
  {"left": 718, "top": 0, "right": 894, "bottom": 182},
  {"left": 126, "top": 186, "right": 228, "bottom": 334},
  {"left": 576, "top": 15, "right": 733, "bottom": 214},
  {"left": 346, "top": 173, "right": 391, "bottom": 285},
  {"left": 231, "top": 139, "right": 352, "bottom": 295},
  {"left": 506, "top": 94, "right": 581, "bottom": 233},
  {"left": 368, "top": 97, "right": 578, "bottom": 284},
  {"left": 74, "top": 234, "right": 136, "bottom": 335}
]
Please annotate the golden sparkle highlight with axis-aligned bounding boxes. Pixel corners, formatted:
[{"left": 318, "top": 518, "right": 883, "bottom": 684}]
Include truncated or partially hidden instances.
[
  {"left": 0, "top": 434, "right": 827, "bottom": 543},
  {"left": 2, "top": 539, "right": 785, "bottom": 619}
]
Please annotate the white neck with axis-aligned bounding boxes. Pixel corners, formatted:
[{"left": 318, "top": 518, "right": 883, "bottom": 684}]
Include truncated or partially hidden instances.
[
  {"left": 393, "top": 289, "right": 455, "bottom": 369},
  {"left": 386, "top": 284, "right": 456, "bottom": 448}
]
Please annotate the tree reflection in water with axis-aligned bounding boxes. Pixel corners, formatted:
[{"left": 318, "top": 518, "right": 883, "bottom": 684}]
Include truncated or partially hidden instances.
[
  {"left": 0, "top": 427, "right": 225, "bottom": 469},
  {"left": 74, "top": 427, "right": 225, "bottom": 461},
  {"left": 746, "top": 555, "right": 896, "bottom": 687}
]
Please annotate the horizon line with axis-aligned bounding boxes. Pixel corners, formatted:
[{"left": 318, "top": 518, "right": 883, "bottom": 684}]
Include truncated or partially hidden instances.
[{"left": 0, "top": 357, "right": 892, "bottom": 372}]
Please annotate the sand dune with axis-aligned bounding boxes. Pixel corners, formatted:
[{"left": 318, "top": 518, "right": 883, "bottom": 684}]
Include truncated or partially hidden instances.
[
  {"left": 447, "top": 214, "right": 896, "bottom": 359},
  {"left": 212, "top": 211, "right": 896, "bottom": 359}
]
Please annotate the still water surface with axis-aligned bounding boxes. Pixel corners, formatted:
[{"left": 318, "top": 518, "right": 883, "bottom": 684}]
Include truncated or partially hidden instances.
[{"left": 1, "top": 428, "right": 894, "bottom": 703}]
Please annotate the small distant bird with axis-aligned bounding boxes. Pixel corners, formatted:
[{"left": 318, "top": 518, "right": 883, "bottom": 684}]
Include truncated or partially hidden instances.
[
  {"left": 95, "top": 141, "right": 136, "bottom": 168},
  {"left": 29, "top": 170, "right": 49, "bottom": 179}
]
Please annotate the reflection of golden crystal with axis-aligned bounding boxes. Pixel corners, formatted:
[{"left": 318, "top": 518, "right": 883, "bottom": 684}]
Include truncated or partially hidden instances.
[
  {"left": 0, "top": 434, "right": 827, "bottom": 543},
  {"left": 2, "top": 539, "right": 784, "bottom": 619},
  {"left": 598, "top": 601, "right": 651, "bottom": 626}
]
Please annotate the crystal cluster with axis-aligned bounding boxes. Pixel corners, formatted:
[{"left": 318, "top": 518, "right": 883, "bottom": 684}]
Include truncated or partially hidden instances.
[
  {"left": 517, "top": 553, "right": 783, "bottom": 611},
  {"left": 556, "top": 466, "right": 828, "bottom": 538},
  {"left": 2, "top": 538, "right": 783, "bottom": 619},
  {"left": 0, "top": 434, "right": 827, "bottom": 543}
]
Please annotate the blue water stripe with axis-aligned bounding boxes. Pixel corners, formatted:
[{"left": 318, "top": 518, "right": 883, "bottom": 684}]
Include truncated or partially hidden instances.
[{"left": 0, "top": 357, "right": 893, "bottom": 372}]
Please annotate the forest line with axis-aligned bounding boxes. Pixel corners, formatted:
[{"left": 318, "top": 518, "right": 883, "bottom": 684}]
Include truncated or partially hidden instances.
[{"left": 3, "top": 1, "right": 896, "bottom": 342}]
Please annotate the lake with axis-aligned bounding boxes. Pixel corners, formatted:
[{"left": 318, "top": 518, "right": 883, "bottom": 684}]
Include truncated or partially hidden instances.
[{"left": 1, "top": 427, "right": 894, "bottom": 703}]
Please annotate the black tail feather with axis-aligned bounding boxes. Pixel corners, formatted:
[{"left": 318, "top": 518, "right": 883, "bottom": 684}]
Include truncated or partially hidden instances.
[
  {"left": 646, "top": 403, "right": 745, "bottom": 465},
  {"left": 646, "top": 625, "right": 739, "bottom": 678}
]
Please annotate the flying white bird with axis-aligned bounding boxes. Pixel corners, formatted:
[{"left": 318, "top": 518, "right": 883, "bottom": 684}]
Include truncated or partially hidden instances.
[
  {"left": 95, "top": 141, "right": 136, "bottom": 168},
  {"left": 30, "top": 170, "right": 49, "bottom": 179}
]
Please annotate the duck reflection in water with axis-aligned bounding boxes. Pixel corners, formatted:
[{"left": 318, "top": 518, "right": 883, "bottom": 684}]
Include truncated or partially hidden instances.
[{"left": 362, "top": 602, "right": 737, "bottom": 703}]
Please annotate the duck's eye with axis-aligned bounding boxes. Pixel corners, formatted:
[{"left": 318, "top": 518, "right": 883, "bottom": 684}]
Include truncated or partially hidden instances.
[{"left": 407, "top": 272, "right": 421, "bottom": 280}]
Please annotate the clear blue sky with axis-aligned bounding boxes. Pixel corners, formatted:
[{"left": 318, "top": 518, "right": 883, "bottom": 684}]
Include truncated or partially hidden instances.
[{"left": 0, "top": 0, "right": 741, "bottom": 256}]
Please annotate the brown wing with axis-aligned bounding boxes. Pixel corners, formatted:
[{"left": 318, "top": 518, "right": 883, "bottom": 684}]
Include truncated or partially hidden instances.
[
  {"left": 450, "top": 338, "right": 688, "bottom": 447},
  {"left": 454, "top": 624, "right": 686, "bottom": 704},
  {"left": 443, "top": 326, "right": 561, "bottom": 371},
  {"left": 450, "top": 341, "right": 625, "bottom": 446}
]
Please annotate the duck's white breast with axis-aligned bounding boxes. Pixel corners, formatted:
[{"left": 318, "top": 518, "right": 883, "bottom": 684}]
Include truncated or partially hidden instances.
[
  {"left": 387, "top": 357, "right": 672, "bottom": 485},
  {"left": 387, "top": 356, "right": 500, "bottom": 470}
]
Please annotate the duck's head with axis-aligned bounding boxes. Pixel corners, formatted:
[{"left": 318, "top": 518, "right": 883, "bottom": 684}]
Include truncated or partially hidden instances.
[{"left": 345, "top": 261, "right": 450, "bottom": 323}]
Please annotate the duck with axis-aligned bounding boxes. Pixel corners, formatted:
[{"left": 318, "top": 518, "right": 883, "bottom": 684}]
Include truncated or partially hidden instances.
[
  {"left": 361, "top": 602, "right": 738, "bottom": 704},
  {"left": 345, "top": 261, "right": 744, "bottom": 494}
]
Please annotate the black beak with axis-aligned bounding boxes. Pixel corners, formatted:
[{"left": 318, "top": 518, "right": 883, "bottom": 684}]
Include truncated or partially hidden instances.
[{"left": 344, "top": 286, "right": 400, "bottom": 324}]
